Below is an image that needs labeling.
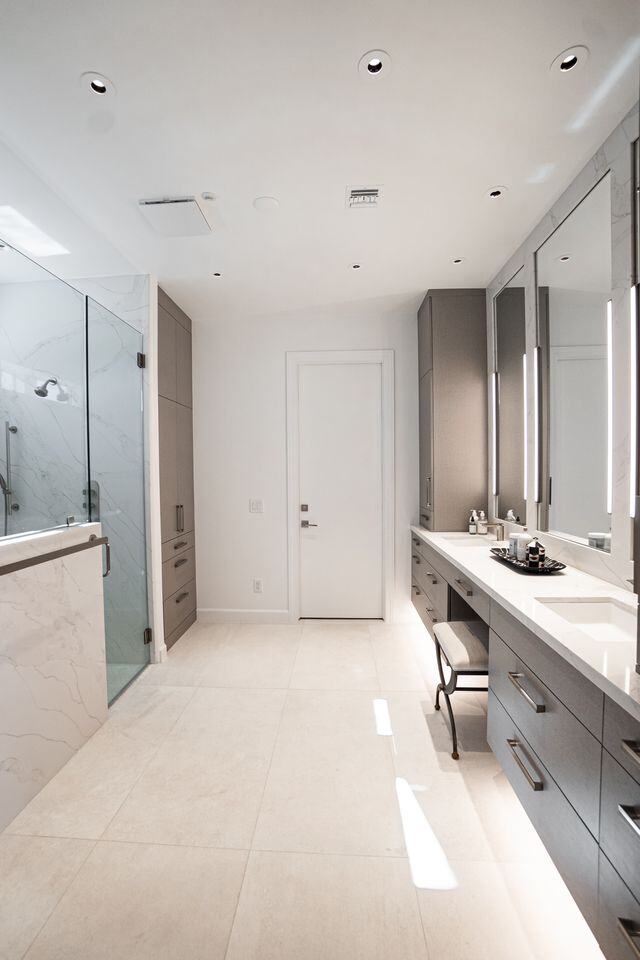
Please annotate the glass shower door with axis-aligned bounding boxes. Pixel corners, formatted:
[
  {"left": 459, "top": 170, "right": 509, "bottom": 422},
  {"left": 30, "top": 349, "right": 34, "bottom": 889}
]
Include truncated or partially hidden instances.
[{"left": 87, "top": 298, "right": 150, "bottom": 702}]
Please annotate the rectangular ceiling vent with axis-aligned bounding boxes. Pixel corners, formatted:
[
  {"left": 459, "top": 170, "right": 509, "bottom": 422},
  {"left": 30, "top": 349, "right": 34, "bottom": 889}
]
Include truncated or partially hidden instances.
[
  {"left": 138, "top": 196, "right": 212, "bottom": 237},
  {"left": 346, "top": 186, "right": 381, "bottom": 210}
]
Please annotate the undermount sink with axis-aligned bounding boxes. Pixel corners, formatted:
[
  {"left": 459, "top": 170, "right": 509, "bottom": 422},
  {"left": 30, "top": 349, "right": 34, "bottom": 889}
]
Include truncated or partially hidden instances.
[
  {"left": 536, "top": 597, "right": 636, "bottom": 645},
  {"left": 438, "top": 533, "right": 501, "bottom": 548}
]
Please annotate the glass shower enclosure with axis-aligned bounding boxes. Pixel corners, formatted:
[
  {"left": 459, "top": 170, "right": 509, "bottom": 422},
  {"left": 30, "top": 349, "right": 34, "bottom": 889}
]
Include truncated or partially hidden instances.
[{"left": 0, "top": 244, "right": 150, "bottom": 702}]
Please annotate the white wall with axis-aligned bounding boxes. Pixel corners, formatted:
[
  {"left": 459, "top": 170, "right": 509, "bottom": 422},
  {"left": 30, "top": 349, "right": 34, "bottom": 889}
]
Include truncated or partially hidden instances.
[{"left": 192, "top": 294, "right": 420, "bottom": 622}]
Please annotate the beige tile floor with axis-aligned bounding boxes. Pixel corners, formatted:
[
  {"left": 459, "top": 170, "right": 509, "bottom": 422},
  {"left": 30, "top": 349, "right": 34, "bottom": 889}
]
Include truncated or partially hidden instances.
[{"left": 0, "top": 619, "right": 605, "bottom": 959}]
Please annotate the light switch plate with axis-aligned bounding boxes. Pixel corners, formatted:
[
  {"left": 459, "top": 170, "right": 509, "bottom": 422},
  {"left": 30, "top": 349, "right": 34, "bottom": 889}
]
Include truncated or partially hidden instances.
[
  {"left": 252, "top": 578, "right": 263, "bottom": 594},
  {"left": 249, "top": 498, "right": 263, "bottom": 514}
]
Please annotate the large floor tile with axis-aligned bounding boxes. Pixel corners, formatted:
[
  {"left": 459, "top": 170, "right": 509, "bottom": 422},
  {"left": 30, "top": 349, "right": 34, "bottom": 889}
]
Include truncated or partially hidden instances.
[
  {"left": 290, "top": 623, "right": 379, "bottom": 690},
  {"left": 253, "top": 690, "right": 404, "bottom": 855},
  {"left": 24, "top": 841, "right": 247, "bottom": 960},
  {"left": 0, "top": 835, "right": 93, "bottom": 960},
  {"left": 4, "top": 726, "right": 160, "bottom": 840},
  {"left": 105, "top": 683, "right": 195, "bottom": 742},
  {"left": 225, "top": 850, "right": 428, "bottom": 960},
  {"left": 105, "top": 688, "right": 286, "bottom": 847},
  {"left": 369, "top": 622, "right": 431, "bottom": 691},
  {"left": 198, "top": 623, "right": 301, "bottom": 688},
  {"left": 417, "top": 859, "right": 604, "bottom": 960},
  {"left": 138, "top": 624, "right": 232, "bottom": 687}
]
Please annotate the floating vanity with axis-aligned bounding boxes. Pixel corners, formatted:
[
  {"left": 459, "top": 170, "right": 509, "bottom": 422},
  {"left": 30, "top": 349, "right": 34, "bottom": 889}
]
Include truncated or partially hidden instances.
[{"left": 411, "top": 526, "right": 640, "bottom": 960}]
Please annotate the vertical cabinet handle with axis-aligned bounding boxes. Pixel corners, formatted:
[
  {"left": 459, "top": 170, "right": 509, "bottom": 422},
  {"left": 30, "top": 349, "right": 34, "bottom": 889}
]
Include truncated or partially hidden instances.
[
  {"left": 176, "top": 504, "right": 185, "bottom": 533},
  {"left": 507, "top": 738, "right": 544, "bottom": 791},
  {"left": 617, "top": 919, "right": 640, "bottom": 958}
]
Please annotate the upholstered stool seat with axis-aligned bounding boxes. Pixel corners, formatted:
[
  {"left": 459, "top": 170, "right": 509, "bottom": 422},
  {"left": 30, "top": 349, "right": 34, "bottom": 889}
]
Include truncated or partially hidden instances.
[{"left": 432, "top": 619, "right": 489, "bottom": 759}]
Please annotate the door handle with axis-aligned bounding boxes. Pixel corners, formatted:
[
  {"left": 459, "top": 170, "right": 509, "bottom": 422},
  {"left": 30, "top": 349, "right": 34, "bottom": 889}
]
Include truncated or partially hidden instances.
[
  {"left": 301, "top": 520, "right": 318, "bottom": 528},
  {"left": 176, "top": 504, "right": 181, "bottom": 532},
  {"left": 102, "top": 541, "right": 111, "bottom": 578}
]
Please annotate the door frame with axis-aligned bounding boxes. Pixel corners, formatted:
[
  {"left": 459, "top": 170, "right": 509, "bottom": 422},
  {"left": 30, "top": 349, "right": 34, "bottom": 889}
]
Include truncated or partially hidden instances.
[{"left": 286, "top": 349, "right": 395, "bottom": 623}]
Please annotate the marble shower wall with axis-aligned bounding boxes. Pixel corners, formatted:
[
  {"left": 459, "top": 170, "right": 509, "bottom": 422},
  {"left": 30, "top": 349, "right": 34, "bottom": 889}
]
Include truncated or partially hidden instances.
[
  {"left": 0, "top": 272, "right": 87, "bottom": 536},
  {"left": 0, "top": 523, "right": 107, "bottom": 831}
]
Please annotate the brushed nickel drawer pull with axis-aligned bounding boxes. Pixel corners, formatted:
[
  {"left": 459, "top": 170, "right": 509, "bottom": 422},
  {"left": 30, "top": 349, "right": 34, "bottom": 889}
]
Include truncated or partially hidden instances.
[
  {"left": 175, "top": 591, "right": 189, "bottom": 604},
  {"left": 621, "top": 740, "right": 640, "bottom": 769},
  {"left": 618, "top": 804, "right": 640, "bottom": 840},
  {"left": 508, "top": 672, "right": 546, "bottom": 713},
  {"left": 454, "top": 578, "right": 473, "bottom": 597},
  {"left": 617, "top": 919, "right": 640, "bottom": 958},
  {"left": 429, "top": 574, "right": 438, "bottom": 585},
  {"left": 174, "top": 557, "right": 188, "bottom": 568},
  {"left": 507, "top": 738, "right": 544, "bottom": 791},
  {"left": 413, "top": 585, "right": 421, "bottom": 595},
  {"left": 412, "top": 538, "right": 420, "bottom": 546},
  {"left": 173, "top": 540, "right": 188, "bottom": 550},
  {"left": 425, "top": 606, "right": 435, "bottom": 614},
  {"left": 412, "top": 554, "right": 421, "bottom": 564}
]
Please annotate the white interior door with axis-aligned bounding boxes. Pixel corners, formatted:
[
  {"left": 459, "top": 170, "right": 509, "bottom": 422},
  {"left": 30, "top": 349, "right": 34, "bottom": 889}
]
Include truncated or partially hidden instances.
[{"left": 297, "top": 359, "right": 383, "bottom": 618}]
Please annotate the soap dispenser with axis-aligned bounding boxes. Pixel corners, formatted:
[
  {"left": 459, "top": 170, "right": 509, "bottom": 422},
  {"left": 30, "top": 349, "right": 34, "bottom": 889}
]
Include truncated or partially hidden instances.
[
  {"left": 468, "top": 510, "right": 477, "bottom": 535},
  {"left": 477, "top": 510, "right": 488, "bottom": 535}
]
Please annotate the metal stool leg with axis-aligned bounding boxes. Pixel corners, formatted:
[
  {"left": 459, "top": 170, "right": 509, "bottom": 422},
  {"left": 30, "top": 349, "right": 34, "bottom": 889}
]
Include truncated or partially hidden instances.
[{"left": 434, "top": 640, "right": 460, "bottom": 760}]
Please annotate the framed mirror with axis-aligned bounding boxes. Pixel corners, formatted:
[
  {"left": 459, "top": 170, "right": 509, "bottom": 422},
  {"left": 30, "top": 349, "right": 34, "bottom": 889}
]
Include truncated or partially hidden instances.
[
  {"left": 536, "top": 174, "right": 612, "bottom": 552},
  {"left": 495, "top": 266, "right": 526, "bottom": 524}
]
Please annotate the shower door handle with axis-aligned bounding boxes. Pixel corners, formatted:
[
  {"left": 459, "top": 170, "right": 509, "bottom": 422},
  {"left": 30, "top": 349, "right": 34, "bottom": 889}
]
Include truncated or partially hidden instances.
[{"left": 102, "top": 541, "right": 111, "bottom": 578}]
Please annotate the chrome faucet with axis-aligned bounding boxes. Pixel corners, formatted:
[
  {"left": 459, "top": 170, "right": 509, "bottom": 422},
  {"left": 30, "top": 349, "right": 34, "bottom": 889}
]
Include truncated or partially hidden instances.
[{"left": 486, "top": 522, "right": 505, "bottom": 543}]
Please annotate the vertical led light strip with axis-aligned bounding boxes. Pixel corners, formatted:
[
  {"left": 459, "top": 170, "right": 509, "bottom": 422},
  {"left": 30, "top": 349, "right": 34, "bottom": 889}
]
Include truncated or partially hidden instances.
[
  {"left": 630, "top": 288, "right": 637, "bottom": 517},
  {"left": 607, "top": 299, "right": 613, "bottom": 515},
  {"left": 522, "top": 354, "right": 528, "bottom": 501},
  {"left": 492, "top": 372, "right": 498, "bottom": 496},
  {"left": 533, "top": 346, "right": 540, "bottom": 502}
]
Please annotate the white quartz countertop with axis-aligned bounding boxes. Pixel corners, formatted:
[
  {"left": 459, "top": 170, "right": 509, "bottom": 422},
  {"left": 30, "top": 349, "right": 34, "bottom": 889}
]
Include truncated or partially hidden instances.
[{"left": 411, "top": 526, "right": 640, "bottom": 722}]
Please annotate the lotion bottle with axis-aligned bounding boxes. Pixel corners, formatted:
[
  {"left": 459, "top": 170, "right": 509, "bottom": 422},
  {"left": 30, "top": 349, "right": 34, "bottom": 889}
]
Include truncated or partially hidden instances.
[{"left": 468, "top": 510, "right": 477, "bottom": 535}]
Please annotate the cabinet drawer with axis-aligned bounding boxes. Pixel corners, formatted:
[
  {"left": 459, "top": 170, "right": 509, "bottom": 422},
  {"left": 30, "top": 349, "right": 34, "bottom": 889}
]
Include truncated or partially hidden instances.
[
  {"left": 446, "top": 566, "right": 490, "bottom": 623},
  {"left": 489, "top": 630, "right": 601, "bottom": 837},
  {"left": 164, "top": 578, "right": 197, "bottom": 639},
  {"left": 490, "top": 603, "right": 604, "bottom": 739},
  {"left": 162, "top": 530, "right": 195, "bottom": 563},
  {"left": 604, "top": 697, "right": 640, "bottom": 787},
  {"left": 601, "top": 750, "right": 640, "bottom": 904},
  {"left": 487, "top": 689, "right": 599, "bottom": 927},
  {"left": 597, "top": 852, "right": 640, "bottom": 960},
  {"left": 163, "top": 547, "right": 195, "bottom": 599},
  {"left": 411, "top": 581, "right": 443, "bottom": 633},
  {"left": 411, "top": 555, "right": 448, "bottom": 620}
]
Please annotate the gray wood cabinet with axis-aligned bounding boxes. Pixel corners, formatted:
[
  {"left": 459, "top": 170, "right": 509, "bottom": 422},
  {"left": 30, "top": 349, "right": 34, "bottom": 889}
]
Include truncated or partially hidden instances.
[
  {"left": 158, "top": 287, "right": 197, "bottom": 649},
  {"left": 417, "top": 289, "right": 487, "bottom": 530}
]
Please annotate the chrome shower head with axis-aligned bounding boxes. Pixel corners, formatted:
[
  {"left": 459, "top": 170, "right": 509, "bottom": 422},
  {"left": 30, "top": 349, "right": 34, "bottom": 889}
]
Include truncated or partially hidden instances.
[{"left": 34, "top": 377, "right": 57, "bottom": 397}]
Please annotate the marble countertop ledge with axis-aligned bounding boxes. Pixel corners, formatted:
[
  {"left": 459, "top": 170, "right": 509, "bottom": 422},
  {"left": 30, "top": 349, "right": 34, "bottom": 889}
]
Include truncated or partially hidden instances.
[
  {"left": 411, "top": 526, "right": 640, "bottom": 723},
  {"left": 0, "top": 522, "right": 102, "bottom": 568}
]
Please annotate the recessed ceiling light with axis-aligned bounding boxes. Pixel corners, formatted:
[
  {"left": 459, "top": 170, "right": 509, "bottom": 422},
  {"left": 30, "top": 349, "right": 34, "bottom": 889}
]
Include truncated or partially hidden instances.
[
  {"left": 358, "top": 50, "right": 391, "bottom": 78},
  {"left": 253, "top": 196, "right": 280, "bottom": 212},
  {"left": 352, "top": 264, "right": 361, "bottom": 269},
  {"left": 487, "top": 186, "right": 507, "bottom": 199},
  {"left": 550, "top": 45, "right": 589, "bottom": 74},
  {"left": 80, "top": 71, "right": 115, "bottom": 97}
]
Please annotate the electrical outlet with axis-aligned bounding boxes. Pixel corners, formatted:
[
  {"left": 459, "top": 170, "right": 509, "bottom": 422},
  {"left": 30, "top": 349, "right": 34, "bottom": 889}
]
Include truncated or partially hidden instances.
[
  {"left": 249, "top": 498, "right": 263, "bottom": 514},
  {"left": 253, "top": 578, "right": 263, "bottom": 594}
]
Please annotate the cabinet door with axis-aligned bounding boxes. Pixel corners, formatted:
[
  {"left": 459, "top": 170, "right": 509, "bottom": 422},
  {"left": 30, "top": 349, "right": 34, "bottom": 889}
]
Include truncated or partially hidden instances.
[
  {"left": 177, "top": 401, "right": 195, "bottom": 534},
  {"left": 176, "top": 323, "right": 192, "bottom": 408},
  {"left": 159, "top": 396, "right": 178, "bottom": 542},
  {"left": 419, "top": 370, "right": 433, "bottom": 522},
  {"left": 418, "top": 296, "right": 433, "bottom": 377},
  {"left": 158, "top": 305, "right": 177, "bottom": 402}
]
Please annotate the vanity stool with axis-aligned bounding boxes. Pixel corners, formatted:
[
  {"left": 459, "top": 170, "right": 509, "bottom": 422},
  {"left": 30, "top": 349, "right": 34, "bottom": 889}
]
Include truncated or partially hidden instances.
[{"left": 432, "top": 620, "right": 489, "bottom": 759}]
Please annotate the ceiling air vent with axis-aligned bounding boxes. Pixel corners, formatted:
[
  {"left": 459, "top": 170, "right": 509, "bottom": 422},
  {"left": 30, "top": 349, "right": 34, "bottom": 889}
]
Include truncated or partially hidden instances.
[
  {"left": 138, "top": 196, "right": 212, "bottom": 237},
  {"left": 346, "top": 186, "right": 381, "bottom": 210}
]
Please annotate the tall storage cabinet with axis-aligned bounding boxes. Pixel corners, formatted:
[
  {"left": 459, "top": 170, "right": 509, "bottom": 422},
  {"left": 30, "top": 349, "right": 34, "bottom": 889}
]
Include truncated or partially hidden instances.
[
  {"left": 418, "top": 289, "right": 487, "bottom": 530},
  {"left": 158, "top": 288, "right": 197, "bottom": 649}
]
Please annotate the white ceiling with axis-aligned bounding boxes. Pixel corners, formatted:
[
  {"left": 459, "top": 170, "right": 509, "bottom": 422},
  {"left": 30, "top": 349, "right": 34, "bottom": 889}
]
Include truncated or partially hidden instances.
[{"left": 0, "top": 0, "right": 638, "bottom": 320}]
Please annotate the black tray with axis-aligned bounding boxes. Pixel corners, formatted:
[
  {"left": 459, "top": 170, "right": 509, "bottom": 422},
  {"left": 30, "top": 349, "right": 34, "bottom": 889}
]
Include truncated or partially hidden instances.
[{"left": 490, "top": 547, "right": 566, "bottom": 574}]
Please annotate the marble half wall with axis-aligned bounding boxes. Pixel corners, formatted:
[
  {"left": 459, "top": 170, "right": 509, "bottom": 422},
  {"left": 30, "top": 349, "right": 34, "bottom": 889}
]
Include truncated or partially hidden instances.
[{"left": 0, "top": 523, "right": 107, "bottom": 831}]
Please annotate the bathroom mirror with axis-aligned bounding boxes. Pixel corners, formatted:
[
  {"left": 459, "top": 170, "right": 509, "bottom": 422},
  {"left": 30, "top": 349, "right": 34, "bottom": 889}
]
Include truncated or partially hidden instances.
[
  {"left": 537, "top": 174, "right": 612, "bottom": 552},
  {"left": 495, "top": 266, "right": 526, "bottom": 524}
]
